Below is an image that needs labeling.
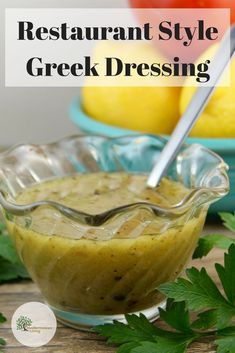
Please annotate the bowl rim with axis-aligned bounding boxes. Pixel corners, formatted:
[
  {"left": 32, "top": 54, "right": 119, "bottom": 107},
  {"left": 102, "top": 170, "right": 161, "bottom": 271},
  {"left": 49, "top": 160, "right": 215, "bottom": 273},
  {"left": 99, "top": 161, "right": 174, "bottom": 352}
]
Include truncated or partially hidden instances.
[
  {"left": 0, "top": 134, "right": 230, "bottom": 226},
  {"left": 70, "top": 97, "right": 235, "bottom": 152}
]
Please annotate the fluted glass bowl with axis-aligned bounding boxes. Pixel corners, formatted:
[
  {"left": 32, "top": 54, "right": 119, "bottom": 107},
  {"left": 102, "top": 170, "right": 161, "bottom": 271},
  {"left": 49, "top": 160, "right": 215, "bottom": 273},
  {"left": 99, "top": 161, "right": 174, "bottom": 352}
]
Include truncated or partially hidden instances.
[{"left": 0, "top": 135, "right": 229, "bottom": 330}]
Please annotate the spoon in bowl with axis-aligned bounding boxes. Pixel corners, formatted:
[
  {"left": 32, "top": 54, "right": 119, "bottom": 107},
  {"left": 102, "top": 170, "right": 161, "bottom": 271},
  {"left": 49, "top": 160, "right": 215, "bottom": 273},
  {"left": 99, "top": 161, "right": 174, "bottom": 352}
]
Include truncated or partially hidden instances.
[{"left": 147, "top": 25, "right": 235, "bottom": 188}]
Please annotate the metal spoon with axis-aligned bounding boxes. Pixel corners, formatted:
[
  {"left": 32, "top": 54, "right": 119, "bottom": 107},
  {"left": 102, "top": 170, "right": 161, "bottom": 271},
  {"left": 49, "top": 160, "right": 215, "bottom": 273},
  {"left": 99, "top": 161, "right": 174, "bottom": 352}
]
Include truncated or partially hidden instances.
[{"left": 147, "top": 25, "right": 235, "bottom": 188}]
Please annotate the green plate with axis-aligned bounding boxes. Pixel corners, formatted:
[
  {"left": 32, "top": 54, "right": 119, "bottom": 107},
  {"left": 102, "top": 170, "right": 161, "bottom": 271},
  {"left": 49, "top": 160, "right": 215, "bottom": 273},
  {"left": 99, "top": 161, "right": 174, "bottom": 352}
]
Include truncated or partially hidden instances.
[{"left": 70, "top": 97, "right": 235, "bottom": 214}]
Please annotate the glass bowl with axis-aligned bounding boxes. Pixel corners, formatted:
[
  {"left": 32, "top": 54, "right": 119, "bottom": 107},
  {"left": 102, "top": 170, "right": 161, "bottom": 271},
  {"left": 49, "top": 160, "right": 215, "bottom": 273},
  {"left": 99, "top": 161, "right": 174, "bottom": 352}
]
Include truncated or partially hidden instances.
[{"left": 0, "top": 134, "right": 229, "bottom": 330}]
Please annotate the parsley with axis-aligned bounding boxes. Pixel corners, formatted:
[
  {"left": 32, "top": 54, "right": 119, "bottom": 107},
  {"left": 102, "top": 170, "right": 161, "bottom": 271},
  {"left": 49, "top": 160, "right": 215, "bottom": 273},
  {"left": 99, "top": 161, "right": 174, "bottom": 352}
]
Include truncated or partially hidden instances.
[
  {"left": 0, "top": 314, "right": 6, "bottom": 324},
  {"left": 0, "top": 222, "right": 30, "bottom": 283},
  {"left": 215, "top": 327, "right": 235, "bottom": 353},
  {"left": 160, "top": 245, "right": 235, "bottom": 329},
  {"left": 219, "top": 213, "right": 235, "bottom": 233},
  {"left": 95, "top": 245, "right": 235, "bottom": 353},
  {"left": 95, "top": 302, "right": 199, "bottom": 353},
  {"left": 0, "top": 313, "right": 6, "bottom": 352},
  {"left": 193, "top": 213, "right": 235, "bottom": 259}
]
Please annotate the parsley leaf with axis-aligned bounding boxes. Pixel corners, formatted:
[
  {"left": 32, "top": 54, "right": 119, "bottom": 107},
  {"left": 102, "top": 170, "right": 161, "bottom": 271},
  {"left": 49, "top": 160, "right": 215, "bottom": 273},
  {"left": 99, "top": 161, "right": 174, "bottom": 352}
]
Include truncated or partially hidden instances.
[
  {"left": 95, "top": 313, "right": 161, "bottom": 344},
  {"left": 219, "top": 213, "right": 235, "bottom": 232},
  {"left": 193, "top": 234, "right": 235, "bottom": 259},
  {"left": 0, "top": 257, "right": 29, "bottom": 282},
  {"left": 215, "top": 245, "right": 235, "bottom": 305},
  {"left": 117, "top": 341, "right": 159, "bottom": 353},
  {"left": 0, "top": 313, "right": 6, "bottom": 349},
  {"left": 0, "top": 222, "right": 30, "bottom": 283},
  {"left": 191, "top": 309, "right": 217, "bottom": 330},
  {"left": 216, "top": 327, "right": 235, "bottom": 353},
  {"left": 168, "top": 267, "right": 225, "bottom": 309},
  {"left": 160, "top": 247, "right": 235, "bottom": 328},
  {"left": 0, "top": 314, "right": 6, "bottom": 324},
  {"left": 0, "top": 235, "right": 21, "bottom": 264},
  {"left": 95, "top": 302, "right": 199, "bottom": 353},
  {"left": 116, "top": 342, "right": 142, "bottom": 353},
  {"left": 193, "top": 212, "right": 235, "bottom": 259},
  {"left": 156, "top": 301, "right": 199, "bottom": 353},
  {"left": 0, "top": 338, "right": 6, "bottom": 350},
  {"left": 152, "top": 337, "right": 192, "bottom": 353},
  {"left": 159, "top": 300, "right": 193, "bottom": 333}
]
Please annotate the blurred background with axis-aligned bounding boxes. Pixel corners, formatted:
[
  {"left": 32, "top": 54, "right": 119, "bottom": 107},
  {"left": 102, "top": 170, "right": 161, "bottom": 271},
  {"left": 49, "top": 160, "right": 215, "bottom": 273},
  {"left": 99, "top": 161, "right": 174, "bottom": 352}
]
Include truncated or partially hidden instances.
[{"left": 0, "top": 0, "right": 128, "bottom": 146}]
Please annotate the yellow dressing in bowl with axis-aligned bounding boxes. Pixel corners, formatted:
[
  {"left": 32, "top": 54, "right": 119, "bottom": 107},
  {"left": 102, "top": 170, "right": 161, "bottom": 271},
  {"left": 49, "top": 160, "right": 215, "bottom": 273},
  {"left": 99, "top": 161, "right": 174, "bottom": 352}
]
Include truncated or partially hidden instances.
[{"left": 6, "top": 172, "right": 206, "bottom": 315}]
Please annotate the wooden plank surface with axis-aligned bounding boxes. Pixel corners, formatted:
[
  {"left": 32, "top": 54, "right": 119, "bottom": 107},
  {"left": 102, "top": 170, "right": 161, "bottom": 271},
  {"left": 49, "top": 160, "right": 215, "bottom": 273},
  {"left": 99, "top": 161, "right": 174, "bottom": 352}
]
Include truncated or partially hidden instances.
[{"left": 0, "top": 223, "right": 232, "bottom": 353}]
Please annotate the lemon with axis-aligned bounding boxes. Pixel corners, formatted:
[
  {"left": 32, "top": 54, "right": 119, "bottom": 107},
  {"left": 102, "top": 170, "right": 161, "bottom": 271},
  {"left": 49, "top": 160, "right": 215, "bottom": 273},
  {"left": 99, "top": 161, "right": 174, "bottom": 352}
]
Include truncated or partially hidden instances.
[
  {"left": 82, "top": 42, "right": 180, "bottom": 135},
  {"left": 180, "top": 45, "right": 235, "bottom": 138}
]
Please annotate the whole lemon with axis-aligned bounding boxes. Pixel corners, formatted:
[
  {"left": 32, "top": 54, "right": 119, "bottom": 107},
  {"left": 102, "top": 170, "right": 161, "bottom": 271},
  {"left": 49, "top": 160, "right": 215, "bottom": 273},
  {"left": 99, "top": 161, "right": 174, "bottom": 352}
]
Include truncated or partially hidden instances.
[
  {"left": 82, "top": 42, "right": 180, "bottom": 135},
  {"left": 180, "top": 45, "right": 235, "bottom": 138}
]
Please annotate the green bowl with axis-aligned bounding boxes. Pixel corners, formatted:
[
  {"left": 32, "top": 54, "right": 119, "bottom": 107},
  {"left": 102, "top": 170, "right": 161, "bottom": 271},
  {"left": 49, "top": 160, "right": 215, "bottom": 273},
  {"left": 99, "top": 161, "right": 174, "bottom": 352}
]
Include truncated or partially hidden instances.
[{"left": 70, "top": 98, "right": 234, "bottom": 214}]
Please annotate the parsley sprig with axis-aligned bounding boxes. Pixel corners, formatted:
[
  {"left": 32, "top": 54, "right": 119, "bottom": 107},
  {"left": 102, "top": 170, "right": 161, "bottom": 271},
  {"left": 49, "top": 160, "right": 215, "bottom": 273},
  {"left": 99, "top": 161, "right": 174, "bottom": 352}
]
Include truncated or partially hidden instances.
[
  {"left": 0, "top": 222, "right": 29, "bottom": 283},
  {"left": 0, "top": 313, "right": 6, "bottom": 353},
  {"left": 193, "top": 213, "right": 235, "bottom": 259},
  {"left": 95, "top": 246, "right": 235, "bottom": 352},
  {"left": 159, "top": 245, "right": 235, "bottom": 329}
]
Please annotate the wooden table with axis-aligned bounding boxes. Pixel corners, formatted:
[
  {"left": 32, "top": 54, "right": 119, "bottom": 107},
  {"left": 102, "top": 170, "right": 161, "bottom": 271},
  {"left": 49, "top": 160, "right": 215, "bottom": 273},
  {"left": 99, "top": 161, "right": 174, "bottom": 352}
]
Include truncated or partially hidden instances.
[{"left": 0, "top": 224, "right": 231, "bottom": 353}]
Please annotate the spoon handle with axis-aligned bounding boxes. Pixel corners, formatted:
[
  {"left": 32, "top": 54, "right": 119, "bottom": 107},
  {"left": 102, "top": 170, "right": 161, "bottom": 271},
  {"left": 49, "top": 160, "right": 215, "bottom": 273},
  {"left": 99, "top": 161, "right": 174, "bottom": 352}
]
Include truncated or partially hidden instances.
[{"left": 147, "top": 25, "right": 235, "bottom": 188}]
